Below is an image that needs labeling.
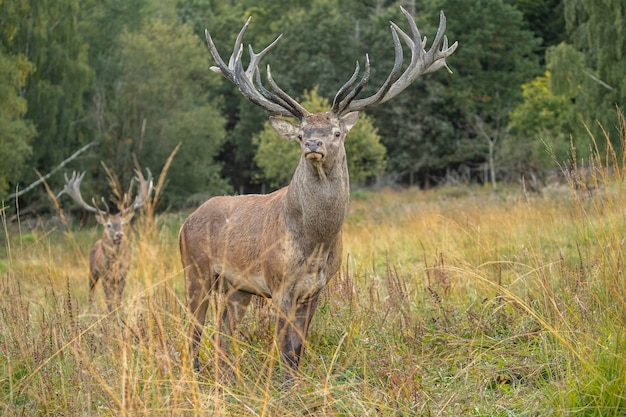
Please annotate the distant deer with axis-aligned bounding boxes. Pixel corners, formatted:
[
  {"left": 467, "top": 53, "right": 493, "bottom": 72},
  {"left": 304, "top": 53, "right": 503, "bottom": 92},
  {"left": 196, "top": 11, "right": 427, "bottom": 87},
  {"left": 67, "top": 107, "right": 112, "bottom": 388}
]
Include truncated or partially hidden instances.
[
  {"left": 180, "top": 7, "right": 457, "bottom": 379},
  {"left": 58, "top": 170, "right": 153, "bottom": 311}
]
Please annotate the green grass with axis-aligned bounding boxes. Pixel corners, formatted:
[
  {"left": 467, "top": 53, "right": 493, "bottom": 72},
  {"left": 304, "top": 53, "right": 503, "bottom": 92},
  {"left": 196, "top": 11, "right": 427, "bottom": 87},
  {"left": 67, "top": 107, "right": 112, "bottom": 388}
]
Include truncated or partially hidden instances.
[{"left": 2, "top": 130, "right": 626, "bottom": 415}]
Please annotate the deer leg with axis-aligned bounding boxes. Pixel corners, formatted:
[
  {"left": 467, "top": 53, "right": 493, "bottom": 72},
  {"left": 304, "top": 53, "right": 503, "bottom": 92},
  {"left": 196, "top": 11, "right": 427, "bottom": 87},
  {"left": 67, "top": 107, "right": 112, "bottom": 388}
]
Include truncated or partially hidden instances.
[
  {"left": 216, "top": 289, "right": 252, "bottom": 378},
  {"left": 185, "top": 270, "right": 212, "bottom": 373},
  {"left": 277, "top": 295, "right": 319, "bottom": 380},
  {"left": 88, "top": 272, "right": 99, "bottom": 304},
  {"left": 102, "top": 277, "right": 116, "bottom": 312},
  {"left": 117, "top": 276, "right": 126, "bottom": 309}
]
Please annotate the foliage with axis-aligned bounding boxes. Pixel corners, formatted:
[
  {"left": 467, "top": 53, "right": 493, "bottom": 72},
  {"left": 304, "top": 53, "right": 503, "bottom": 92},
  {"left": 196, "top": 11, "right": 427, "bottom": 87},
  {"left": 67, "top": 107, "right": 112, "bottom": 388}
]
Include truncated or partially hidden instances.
[
  {"left": 75, "top": 1, "right": 231, "bottom": 206},
  {"left": 363, "top": 0, "right": 542, "bottom": 184},
  {"left": 0, "top": 50, "right": 35, "bottom": 197},
  {"left": 423, "top": 0, "right": 541, "bottom": 182},
  {"left": 433, "top": 0, "right": 541, "bottom": 116},
  {"left": 106, "top": 20, "right": 231, "bottom": 206},
  {"left": 509, "top": 0, "right": 565, "bottom": 57},
  {"left": 253, "top": 88, "right": 386, "bottom": 188},
  {"left": 2, "top": 0, "right": 94, "bottom": 201},
  {"left": 505, "top": 71, "right": 578, "bottom": 178},
  {"left": 547, "top": 0, "right": 626, "bottom": 148},
  {"left": 1, "top": 0, "right": 625, "bottom": 208}
]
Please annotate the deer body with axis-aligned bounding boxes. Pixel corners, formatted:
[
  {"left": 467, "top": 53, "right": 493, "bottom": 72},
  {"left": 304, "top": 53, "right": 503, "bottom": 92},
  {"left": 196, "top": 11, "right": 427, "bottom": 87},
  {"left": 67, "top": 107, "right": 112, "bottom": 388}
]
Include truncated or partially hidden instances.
[
  {"left": 181, "top": 113, "right": 356, "bottom": 375},
  {"left": 181, "top": 7, "right": 457, "bottom": 379},
  {"left": 57, "top": 170, "right": 153, "bottom": 312},
  {"left": 89, "top": 213, "right": 131, "bottom": 311}
]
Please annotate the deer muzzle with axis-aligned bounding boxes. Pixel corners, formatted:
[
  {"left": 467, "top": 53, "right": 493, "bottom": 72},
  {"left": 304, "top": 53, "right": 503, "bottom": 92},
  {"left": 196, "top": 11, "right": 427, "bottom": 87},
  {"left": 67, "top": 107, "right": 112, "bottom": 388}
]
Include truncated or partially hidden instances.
[
  {"left": 304, "top": 139, "right": 325, "bottom": 161},
  {"left": 113, "top": 231, "right": 124, "bottom": 245}
]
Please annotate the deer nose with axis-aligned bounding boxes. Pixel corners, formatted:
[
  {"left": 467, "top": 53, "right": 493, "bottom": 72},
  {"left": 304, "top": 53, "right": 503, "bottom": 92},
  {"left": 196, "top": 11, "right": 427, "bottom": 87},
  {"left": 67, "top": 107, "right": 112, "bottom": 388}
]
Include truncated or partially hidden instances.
[
  {"left": 305, "top": 140, "right": 323, "bottom": 152},
  {"left": 114, "top": 231, "right": 124, "bottom": 243}
]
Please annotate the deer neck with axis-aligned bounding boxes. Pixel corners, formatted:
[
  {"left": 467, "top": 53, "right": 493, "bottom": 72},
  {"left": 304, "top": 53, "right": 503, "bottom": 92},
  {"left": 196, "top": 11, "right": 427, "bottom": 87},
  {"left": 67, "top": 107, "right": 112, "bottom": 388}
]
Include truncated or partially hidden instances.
[
  {"left": 285, "top": 154, "right": 349, "bottom": 245},
  {"left": 102, "top": 234, "right": 127, "bottom": 256}
]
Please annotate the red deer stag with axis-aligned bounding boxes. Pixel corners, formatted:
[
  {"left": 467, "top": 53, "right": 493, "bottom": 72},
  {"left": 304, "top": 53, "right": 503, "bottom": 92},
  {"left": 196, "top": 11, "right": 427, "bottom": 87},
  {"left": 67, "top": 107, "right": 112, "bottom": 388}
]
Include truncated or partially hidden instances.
[
  {"left": 58, "top": 170, "right": 153, "bottom": 311},
  {"left": 180, "top": 7, "right": 457, "bottom": 379}
]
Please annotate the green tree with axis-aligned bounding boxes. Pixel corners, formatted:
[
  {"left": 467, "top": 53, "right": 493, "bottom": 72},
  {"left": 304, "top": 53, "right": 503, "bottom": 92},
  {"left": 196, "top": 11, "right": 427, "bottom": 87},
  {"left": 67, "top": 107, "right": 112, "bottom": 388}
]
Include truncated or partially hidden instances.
[
  {"left": 79, "top": 0, "right": 147, "bottom": 82},
  {"left": 0, "top": 50, "right": 36, "bottom": 197},
  {"left": 177, "top": 0, "right": 276, "bottom": 192},
  {"left": 412, "top": 0, "right": 542, "bottom": 187},
  {"left": 2, "top": 0, "right": 94, "bottom": 199},
  {"left": 253, "top": 88, "right": 386, "bottom": 188},
  {"left": 437, "top": 0, "right": 541, "bottom": 128},
  {"left": 112, "top": 20, "right": 230, "bottom": 206},
  {"left": 509, "top": 0, "right": 565, "bottom": 59},
  {"left": 79, "top": 0, "right": 149, "bottom": 150},
  {"left": 505, "top": 71, "right": 577, "bottom": 181},
  {"left": 547, "top": 0, "right": 625, "bottom": 147}
]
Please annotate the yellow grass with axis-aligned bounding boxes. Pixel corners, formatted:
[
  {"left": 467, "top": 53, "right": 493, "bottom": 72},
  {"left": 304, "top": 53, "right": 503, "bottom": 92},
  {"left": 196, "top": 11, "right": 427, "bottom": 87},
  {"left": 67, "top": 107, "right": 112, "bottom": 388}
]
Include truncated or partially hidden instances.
[{"left": 2, "top": 119, "right": 626, "bottom": 414}]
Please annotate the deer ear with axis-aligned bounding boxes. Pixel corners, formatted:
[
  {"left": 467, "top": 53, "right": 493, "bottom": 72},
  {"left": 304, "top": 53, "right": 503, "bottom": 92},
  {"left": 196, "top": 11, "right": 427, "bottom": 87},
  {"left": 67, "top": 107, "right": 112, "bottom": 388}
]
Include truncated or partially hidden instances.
[
  {"left": 341, "top": 112, "right": 359, "bottom": 133},
  {"left": 95, "top": 213, "right": 107, "bottom": 225},
  {"left": 269, "top": 116, "right": 300, "bottom": 141}
]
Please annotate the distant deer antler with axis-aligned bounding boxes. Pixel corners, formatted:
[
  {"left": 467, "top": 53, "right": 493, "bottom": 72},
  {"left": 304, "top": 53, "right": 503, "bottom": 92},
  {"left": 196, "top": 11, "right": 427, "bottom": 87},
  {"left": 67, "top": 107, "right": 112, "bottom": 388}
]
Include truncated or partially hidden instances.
[
  {"left": 121, "top": 168, "right": 154, "bottom": 216},
  {"left": 56, "top": 171, "right": 107, "bottom": 215}
]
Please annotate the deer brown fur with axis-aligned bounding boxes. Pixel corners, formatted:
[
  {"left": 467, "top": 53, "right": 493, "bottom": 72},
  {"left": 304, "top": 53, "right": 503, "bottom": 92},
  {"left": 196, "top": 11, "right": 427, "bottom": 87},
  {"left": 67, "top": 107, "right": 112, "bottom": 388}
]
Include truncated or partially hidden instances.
[
  {"left": 180, "top": 7, "right": 457, "bottom": 380},
  {"left": 180, "top": 112, "right": 357, "bottom": 377},
  {"left": 88, "top": 211, "right": 133, "bottom": 311},
  {"left": 57, "top": 170, "right": 153, "bottom": 312}
]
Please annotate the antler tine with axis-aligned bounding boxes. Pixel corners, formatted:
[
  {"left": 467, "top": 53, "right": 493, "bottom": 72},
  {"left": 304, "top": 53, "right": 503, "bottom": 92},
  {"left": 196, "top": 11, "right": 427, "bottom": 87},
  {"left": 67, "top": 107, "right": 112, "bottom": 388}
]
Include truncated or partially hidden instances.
[
  {"left": 246, "top": 37, "right": 282, "bottom": 79},
  {"left": 228, "top": 17, "right": 251, "bottom": 69},
  {"left": 341, "top": 8, "right": 458, "bottom": 114},
  {"left": 421, "top": 10, "right": 457, "bottom": 74},
  {"left": 57, "top": 171, "right": 105, "bottom": 215},
  {"left": 337, "top": 27, "right": 404, "bottom": 115},
  {"left": 127, "top": 167, "right": 154, "bottom": 212},
  {"left": 205, "top": 18, "right": 309, "bottom": 120},
  {"left": 96, "top": 197, "right": 110, "bottom": 213},
  {"left": 331, "top": 60, "right": 362, "bottom": 114},
  {"left": 336, "top": 56, "right": 372, "bottom": 113},
  {"left": 266, "top": 66, "right": 311, "bottom": 118},
  {"left": 254, "top": 68, "right": 301, "bottom": 115},
  {"left": 55, "top": 171, "right": 77, "bottom": 199}
]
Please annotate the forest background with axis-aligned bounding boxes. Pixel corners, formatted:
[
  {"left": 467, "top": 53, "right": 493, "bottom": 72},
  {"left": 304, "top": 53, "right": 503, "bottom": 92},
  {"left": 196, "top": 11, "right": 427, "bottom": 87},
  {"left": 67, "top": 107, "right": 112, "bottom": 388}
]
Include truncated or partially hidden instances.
[{"left": 1, "top": 0, "right": 625, "bottom": 211}]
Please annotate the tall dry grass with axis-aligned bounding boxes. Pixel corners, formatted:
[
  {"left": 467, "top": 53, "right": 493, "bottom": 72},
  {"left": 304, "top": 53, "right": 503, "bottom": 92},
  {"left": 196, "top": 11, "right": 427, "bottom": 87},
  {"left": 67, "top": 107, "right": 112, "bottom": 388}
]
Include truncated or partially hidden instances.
[{"left": 1, "top": 114, "right": 625, "bottom": 415}]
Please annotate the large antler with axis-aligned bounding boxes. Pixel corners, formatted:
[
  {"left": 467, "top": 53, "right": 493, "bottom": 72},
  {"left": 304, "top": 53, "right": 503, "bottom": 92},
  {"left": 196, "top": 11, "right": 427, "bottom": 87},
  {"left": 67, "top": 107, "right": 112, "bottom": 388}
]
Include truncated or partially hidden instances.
[
  {"left": 56, "top": 171, "right": 107, "bottom": 215},
  {"left": 332, "top": 7, "right": 458, "bottom": 115},
  {"left": 205, "top": 18, "right": 310, "bottom": 120},
  {"left": 122, "top": 168, "right": 154, "bottom": 215}
]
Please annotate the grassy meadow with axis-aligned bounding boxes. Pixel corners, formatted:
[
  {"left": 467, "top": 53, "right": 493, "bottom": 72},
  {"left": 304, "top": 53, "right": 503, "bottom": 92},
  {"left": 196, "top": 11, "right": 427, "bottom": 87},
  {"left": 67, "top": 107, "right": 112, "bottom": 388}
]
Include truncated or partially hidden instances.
[{"left": 2, "top": 135, "right": 626, "bottom": 415}]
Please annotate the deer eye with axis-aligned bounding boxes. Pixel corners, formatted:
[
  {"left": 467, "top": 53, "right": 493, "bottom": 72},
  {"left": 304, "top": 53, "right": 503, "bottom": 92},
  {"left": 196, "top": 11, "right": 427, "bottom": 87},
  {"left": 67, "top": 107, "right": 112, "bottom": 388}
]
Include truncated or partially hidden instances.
[
  {"left": 297, "top": 134, "right": 303, "bottom": 140},
  {"left": 334, "top": 131, "right": 341, "bottom": 138}
]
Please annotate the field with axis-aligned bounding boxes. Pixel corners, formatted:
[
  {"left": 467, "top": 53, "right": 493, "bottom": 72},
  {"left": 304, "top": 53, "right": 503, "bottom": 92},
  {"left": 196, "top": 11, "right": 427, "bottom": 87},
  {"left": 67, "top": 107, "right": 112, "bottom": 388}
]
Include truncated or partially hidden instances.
[{"left": 2, "top": 143, "right": 626, "bottom": 415}]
